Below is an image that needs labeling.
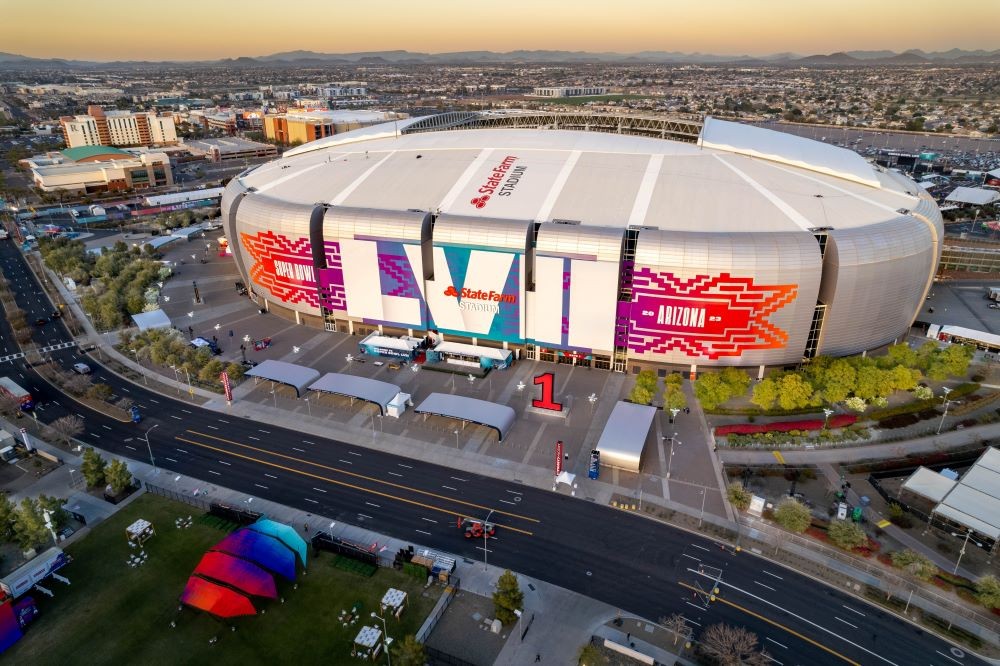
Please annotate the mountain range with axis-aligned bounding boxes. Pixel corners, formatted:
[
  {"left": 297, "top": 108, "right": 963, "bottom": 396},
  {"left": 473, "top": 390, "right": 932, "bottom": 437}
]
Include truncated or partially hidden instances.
[{"left": 1, "top": 48, "right": 999, "bottom": 68}]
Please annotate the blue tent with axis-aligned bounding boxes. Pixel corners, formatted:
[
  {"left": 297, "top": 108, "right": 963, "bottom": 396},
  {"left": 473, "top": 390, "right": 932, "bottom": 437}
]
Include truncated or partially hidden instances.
[
  {"left": 211, "top": 528, "right": 297, "bottom": 581},
  {"left": 247, "top": 518, "right": 308, "bottom": 567}
]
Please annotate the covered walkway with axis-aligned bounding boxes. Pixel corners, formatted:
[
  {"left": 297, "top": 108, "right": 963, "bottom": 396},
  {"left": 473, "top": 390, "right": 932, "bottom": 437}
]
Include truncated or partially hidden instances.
[
  {"left": 246, "top": 360, "right": 320, "bottom": 397},
  {"left": 308, "top": 373, "right": 403, "bottom": 416},
  {"left": 413, "top": 393, "right": 515, "bottom": 441}
]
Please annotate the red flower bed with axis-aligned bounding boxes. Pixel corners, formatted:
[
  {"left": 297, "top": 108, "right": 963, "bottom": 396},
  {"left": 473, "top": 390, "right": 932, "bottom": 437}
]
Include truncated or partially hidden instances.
[
  {"left": 877, "top": 553, "right": 893, "bottom": 566},
  {"left": 716, "top": 414, "right": 857, "bottom": 436}
]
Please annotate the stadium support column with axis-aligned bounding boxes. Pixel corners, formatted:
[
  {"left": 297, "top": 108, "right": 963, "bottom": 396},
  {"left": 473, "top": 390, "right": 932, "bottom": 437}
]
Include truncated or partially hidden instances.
[{"left": 612, "top": 227, "right": 640, "bottom": 373}]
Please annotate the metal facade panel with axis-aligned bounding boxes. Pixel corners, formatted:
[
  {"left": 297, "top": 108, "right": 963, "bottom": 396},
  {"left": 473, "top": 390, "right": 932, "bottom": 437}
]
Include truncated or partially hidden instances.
[
  {"left": 819, "top": 218, "right": 935, "bottom": 356},
  {"left": 323, "top": 207, "right": 426, "bottom": 243},
  {"left": 535, "top": 223, "right": 623, "bottom": 262},
  {"left": 434, "top": 214, "right": 530, "bottom": 251},
  {"left": 629, "top": 230, "right": 821, "bottom": 366}
]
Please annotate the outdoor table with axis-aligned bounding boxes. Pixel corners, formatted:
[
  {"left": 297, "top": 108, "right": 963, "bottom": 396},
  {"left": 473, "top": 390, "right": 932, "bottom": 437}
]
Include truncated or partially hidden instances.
[
  {"left": 353, "top": 625, "right": 381, "bottom": 659},
  {"left": 380, "top": 588, "right": 407, "bottom": 617},
  {"left": 126, "top": 518, "right": 154, "bottom": 545}
]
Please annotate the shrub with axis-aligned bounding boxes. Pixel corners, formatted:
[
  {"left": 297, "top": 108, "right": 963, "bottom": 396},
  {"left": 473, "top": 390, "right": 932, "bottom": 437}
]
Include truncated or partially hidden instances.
[
  {"left": 773, "top": 498, "right": 811, "bottom": 533},
  {"left": 890, "top": 549, "right": 937, "bottom": 580},
  {"left": 827, "top": 520, "right": 867, "bottom": 550},
  {"left": 727, "top": 483, "right": 752, "bottom": 511}
]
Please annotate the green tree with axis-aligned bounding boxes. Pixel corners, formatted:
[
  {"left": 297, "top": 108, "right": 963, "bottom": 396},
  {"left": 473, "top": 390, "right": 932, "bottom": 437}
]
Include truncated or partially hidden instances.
[
  {"left": 628, "top": 384, "right": 653, "bottom": 405},
  {"left": 0, "top": 494, "right": 16, "bottom": 542},
  {"left": 820, "top": 359, "right": 856, "bottom": 404},
  {"left": 224, "top": 362, "right": 246, "bottom": 382},
  {"left": 578, "top": 642, "right": 607, "bottom": 665},
  {"left": 80, "top": 447, "right": 107, "bottom": 487},
  {"left": 199, "top": 359, "right": 225, "bottom": 383},
  {"left": 13, "top": 498, "right": 50, "bottom": 550},
  {"left": 694, "top": 372, "right": 730, "bottom": 410},
  {"left": 751, "top": 377, "right": 779, "bottom": 410},
  {"left": 392, "top": 635, "right": 427, "bottom": 666},
  {"left": 884, "top": 343, "right": 917, "bottom": 369},
  {"left": 38, "top": 495, "right": 69, "bottom": 531},
  {"left": 727, "top": 483, "right": 752, "bottom": 511},
  {"left": 636, "top": 369, "right": 658, "bottom": 392},
  {"left": 773, "top": 498, "right": 811, "bottom": 533},
  {"left": 888, "top": 365, "right": 919, "bottom": 392},
  {"left": 492, "top": 569, "right": 524, "bottom": 625},
  {"left": 719, "top": 367, "right": 751, "bottom": 397},
  {"left": 86, "top": 383, "right": 113, "bottom": 402},
  {"left": 854, "top": 366, "right": 890, "bottom": 401},
  {"left": 106, "top": 459, "right": 133, "bottom": 494},
  {"left": 777, "top": 374, "right": 814, "bottom": 410},
  {"left": 827, "top": 520, "right": 867, "bottom": 550},
  {"left": 48, "top": 415, "right": 85, "bottom": 446},
  {"left": 889, "top": 549, "right": 937, "bottom": 580},
  {"left": 976, "top": 574, "right": 1000, "bottom": 609},
  {"left": 663, "top": 382, "right": 687, "bottom": 411},
  {"left": 927, "top": 344, "right": 973, "bottom": 381}
]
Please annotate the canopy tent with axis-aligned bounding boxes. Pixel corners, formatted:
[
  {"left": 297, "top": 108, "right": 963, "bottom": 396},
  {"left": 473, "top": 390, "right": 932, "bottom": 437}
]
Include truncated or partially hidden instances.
[
  {"left": 595, "top": 401, "right": 657, "bottom": 472},
  {"left": 931, "top": 447, "right": 1000, "bottom": 543},
  {"left": 130, "top": 309, "right": 172, "bottom": 331},
  {"left": 901, "top": 467, "right": 957, "bottom": 503},
  {"left": 211, "top": 528, "right": 298, "bottom": 581},
  {"left": 193, "top": 551, "right": 277, "bottom": 599},
  {"left": 0, "top": 600, "right": 23, "bottom": 654},
  {"left": 180, "top": 577, "right": 256, "bottom": 618},
  {"left": 247, "top": 518, "right": 308, "bottom": 567},
  {"left": 944, "top": 187, "right": 1000, "bottom": 206},
  {"left": 308, "top": 373, "right": 402, "bottom": 416},
  {"left": 246, "top": 360, "right": 321, "bottom": 397},
  {"left": 140, "top": 235, "right": 183, "bottom": 251},
  {"left": 414, "top": 393, "right": 516, "bottom": 441}
]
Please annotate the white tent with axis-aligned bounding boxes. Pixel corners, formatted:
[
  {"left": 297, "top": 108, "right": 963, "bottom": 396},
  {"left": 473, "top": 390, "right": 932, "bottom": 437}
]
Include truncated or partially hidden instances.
[{"left": 130, "top": 309, "right": 171, "bottom": 331}]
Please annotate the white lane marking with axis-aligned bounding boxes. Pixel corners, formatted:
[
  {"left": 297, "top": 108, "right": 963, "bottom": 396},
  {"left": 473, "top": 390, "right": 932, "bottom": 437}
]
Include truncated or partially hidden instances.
[
  {"left": 292, "top": 447, "right": 305, "bottom": 452},
  {"left": 89, "top": 433, "right": 101, "bottom": 438},
  {"left": 398, "top": 463, "right": 412, "bottom": 469},
  {"left": 303, "top": 440, "right": 315, "bottom": 445},
  {"left": 762, "top": 655, "right": 782, "bottom": 665},
  {"left": 264, "top": 473, "right": 278, "bottom": 479},
  {"left": 259, "top": 429, "right": 270, "bottom": 434},
  {"left": 416, "top": 529, "right": 431, "bottom": 536},
  {"left": 254, "top": 484, "right": 268, "bottom": 490},
  {"left": 248, "top": 436, "right": 259, "bottom": 441},
  {"left": 208, "top": 470, "right": 221, "bottom": 476},
  {"left": 388, "top": 472, "right": 403, "bottom": 477},
  {"left": 125, "top": 445, "right": 136, "bottom": 450},
  {"left": 761, "top": 570, "right": 783, "bottom": 580},
  {"left": 348, "top": 451, "right": 362, "bottom": 456},
  {"left": 120, "top": 387, "right": 131, "bottom": 393},
  {"left": 181, "top": 409, "right": 192, "bottom": 414},
  {"left": 690, "top": 543, "right": 710, "bottom": 552},
  {"left": 312, "top": 487, "right": 327, "bottom": 493},
  {"left": 218, "top": 419, "right": 230, "bottom": 424},
  {"left": 304, "top": 498, "right": 319, "bottom": 504},
  {"left": 170, "top": 415, "right": 182, "bottom": 420},
  {"left": 176, "top": 448, "right": 189, "bottom": 454},
  {"left": 450, "top": 476, "right": 468, "bottom": 482},
  {"left": 833, "top": 616, "right": 857, "bottom": 629},
  {"left": 149, "top": 399, "right": 160, "bottom": 404},
  {"left": 206, "top": 425, "right": 219, "bottom": 430},
  {"left": 500, "top": 499, "right": 516, "bottom": 505},
  {"left": 358, "top": 513, "right": 373, "bottom": 519},
  {"left": 680, "top": 554, "right": 701, "bottom": 562},
  {"left": 421, "top": 518, "right": 437, "bottom": 523},
  {"left": 338, "top": 459, "right": 353, "bottom": 465},
  {"left": 685, "top": 602, "right": 704, "bottom": 612},
  {"left": 365, "top": 502, "right": 380, "bottom": 508},
  {"left": 842, "top": 605, "right": 865, "bottom": 617},
  {"left": 218, "top": 461, "right": 231, "bottom": 466},
  {"left": 935, "top": 651, "right": 963, "bottom": 665},
  {"left": 76, "top": 413, "right": 87, "bottom": 419},
  {"left": 475, "top": 547, "right": 493, "bottom": 553},
  {"left": 102, "top": 424, "right": 112, "bottom": 430},
  {"left": 690, "top": 569, "right": 899, "bottom": 666},
  {"left": 685, "top": 618, "right": 701, "bottom": 626},
  {"left": 506, "top": 490, "right": 522, "bottom": 495},
  {"left": 755, "top": 581, "right": 776, "bottom": 592},
  {"left": 765, "top": 637, "right": 788, "bottom": 650},
  {"left": 164, "top": 457, "right": 177, "bottom": 463},
  {"left": 442, "top": 485, "right": 457, "bottom": 491}
]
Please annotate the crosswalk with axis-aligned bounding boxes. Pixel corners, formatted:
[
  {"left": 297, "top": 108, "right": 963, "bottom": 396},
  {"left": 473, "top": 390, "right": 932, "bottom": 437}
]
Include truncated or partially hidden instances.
[{"left": 0, "top": 341, "right": 78, "bottom": 364}]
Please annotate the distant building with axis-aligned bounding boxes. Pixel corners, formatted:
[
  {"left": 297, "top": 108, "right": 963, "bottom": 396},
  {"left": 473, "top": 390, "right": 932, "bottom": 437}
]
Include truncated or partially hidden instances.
[
  {"left": 60, "top": 106, "right": 177, "bottom": 148},
  {"left": 27, "top": 146, "right": 172, "bottom": 194},
  {"left": 185, "top": 137, "right": 277, "bottom": 162},
  {"left": 322, "top": 83, "right": 367, "bottom": 97},
  {"left": 531, "top": 87, "right": 609, "bottom": 98},
  {"left": 262, "top": 110, "right": 406, "bottom": 145}
]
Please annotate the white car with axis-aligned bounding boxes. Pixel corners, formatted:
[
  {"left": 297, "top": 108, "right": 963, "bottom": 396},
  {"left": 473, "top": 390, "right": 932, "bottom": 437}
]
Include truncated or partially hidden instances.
[
  {"left": 72, "top": 362, "right": 92, "bottom": 374},
  {"left": 836, "top": 502, "right": 848, "bottom": 520}
]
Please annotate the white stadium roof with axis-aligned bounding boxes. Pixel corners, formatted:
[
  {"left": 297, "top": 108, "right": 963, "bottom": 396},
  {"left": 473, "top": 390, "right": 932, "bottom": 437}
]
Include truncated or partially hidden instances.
[{"left": 246, "top": 117, "right": 920, "bottom": 236}]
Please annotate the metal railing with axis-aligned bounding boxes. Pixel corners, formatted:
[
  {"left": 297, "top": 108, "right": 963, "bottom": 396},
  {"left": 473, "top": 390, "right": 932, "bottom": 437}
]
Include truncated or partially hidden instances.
[
  {"left": 416, "top": 577, "right": 460, "bottom": 644},
  {"left": 144, "top": 482, "right": 212, "bottom": 511}
]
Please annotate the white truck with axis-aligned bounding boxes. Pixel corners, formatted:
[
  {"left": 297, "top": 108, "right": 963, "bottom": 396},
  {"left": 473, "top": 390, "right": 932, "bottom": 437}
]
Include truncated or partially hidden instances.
[{"left": 0, "top": 548, "right": 70, "bottom": 599}]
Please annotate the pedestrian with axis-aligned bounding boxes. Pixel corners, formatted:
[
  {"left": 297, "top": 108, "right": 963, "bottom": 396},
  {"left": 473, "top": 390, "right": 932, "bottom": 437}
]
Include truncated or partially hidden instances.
[
  {"left": 626, "top": 632, "right": 630, "bottom": 641},
  {"left": 535, "top": 655, "right": 541, "bottom": 662}
]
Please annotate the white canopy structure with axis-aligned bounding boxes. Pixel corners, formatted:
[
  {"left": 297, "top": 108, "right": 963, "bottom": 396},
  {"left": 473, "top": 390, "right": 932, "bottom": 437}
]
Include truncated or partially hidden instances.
[
  {"left": 901, "top": 467, "right": 957, "bottom": 503},
  {"left": 246, "top": 360, "right": 320, "bottom": 397},
  {"left": 931, "top": 447, "right": 1000, "bottom": 546},
  {"left": 595, "top": 402, "right": 657, "bottom": 472},
  {"left": 130, "top": 309, "right": 172, "bottom": 331},
  {"left": 413, "top": 393, "right": 516, "bottom": 441},
  {"left": 308, "top": 373, "right": 403, "bottom": 416},
  {"left": 944, "top": 187, "right": 1000, "bottom": 206}
]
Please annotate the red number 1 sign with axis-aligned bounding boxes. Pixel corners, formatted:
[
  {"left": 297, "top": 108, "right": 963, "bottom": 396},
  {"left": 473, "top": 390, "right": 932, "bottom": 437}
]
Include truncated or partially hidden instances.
[{"left": 532, "top": 372, "right": 563, "bottom": 411}]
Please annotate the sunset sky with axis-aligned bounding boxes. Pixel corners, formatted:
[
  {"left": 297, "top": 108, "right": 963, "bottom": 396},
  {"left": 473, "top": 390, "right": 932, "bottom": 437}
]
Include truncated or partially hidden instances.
[{"left": 2, "top": 0, "right": 997, "bottom": 61}]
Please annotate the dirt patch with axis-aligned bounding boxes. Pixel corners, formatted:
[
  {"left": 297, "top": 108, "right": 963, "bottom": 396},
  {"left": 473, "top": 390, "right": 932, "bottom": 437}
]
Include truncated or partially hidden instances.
[{"left": 424, "top": 589, "right": 511, "bottom": 666}]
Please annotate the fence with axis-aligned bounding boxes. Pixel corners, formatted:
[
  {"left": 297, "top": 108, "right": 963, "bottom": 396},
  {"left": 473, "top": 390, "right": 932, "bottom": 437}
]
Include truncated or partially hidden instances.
[
  {"left": 416, "top": 577, "right": 460, "bottom": 644},
  {"left": 144, "top": 482, "right": 212, "bottom": 511},
  {"left": 867, "top": 474, "right": 932, "bottom": 523},
  {"left": 424, "top": 647, "right": 476, "bottom": 666}
]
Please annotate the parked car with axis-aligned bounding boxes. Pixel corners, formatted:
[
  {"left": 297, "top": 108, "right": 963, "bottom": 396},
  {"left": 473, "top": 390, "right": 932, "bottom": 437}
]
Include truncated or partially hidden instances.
[
  {"left": 836, "top": 502, "right": 849, "bottom": 520},
  {"left": 71, "top": 363, "right": 92, "bottom": 375},
  {"left": 33, "top": 317, "right": 48, "bottom": 326}
]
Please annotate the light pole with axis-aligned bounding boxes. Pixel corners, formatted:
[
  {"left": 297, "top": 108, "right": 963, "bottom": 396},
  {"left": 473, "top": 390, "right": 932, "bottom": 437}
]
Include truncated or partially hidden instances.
[
  {"left": 130, "top": 348, "right": 148, "bottom": 385},
  {"left": 936, "top": 386, "right": 953, "bottom": 435},
  {"left": 669, "top": 407, "right": 679, "bottom": 424},
  {"left": 588, "top": 393, "right": 597, "bottom": 413},
  {"left": 699, "top": 489, "right": 707, "bottom": 527},
  {"left": 453, "top": 429, "right": 459, "bottom": 448},
  {"left": 345, "top": 354, "right": 354, "bottom": 373},
  {"left": 183, "top": 366, "right": 193, "bottom": 399},
  {"left": 370, "top": 612, "right": 391, "bottom": 666},
  {"left": 304, "top": 397, "right": 311, "bottom": 417},
  {"left": 143, "top": 423, "right": 160, "bottom": 469},
  {"left": 665, "top": 433, "right": 680, "bottom": 479},
  {"left": 68, "top": 468, "right": 77, "bottom": 489},
  {"left": 483, "top": 508, "right": 495, "bottom": 572},
  {"left": 951, "top": 530, "right": 983, "bottom": 575},
  {"left": 169, "top": 365, "right": 181, "bottom": 394},
  {"left": 271, "top": 382, "right": 278, "bottom": 409},
  {"left": 823, "top": 408, "right": 834, "bottom": 428}
]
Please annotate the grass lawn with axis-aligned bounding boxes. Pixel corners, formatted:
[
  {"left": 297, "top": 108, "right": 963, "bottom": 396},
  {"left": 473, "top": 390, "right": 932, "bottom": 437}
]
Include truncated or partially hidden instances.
[{"left": 8, "top": 493, "right": 442, "bottom": 665}]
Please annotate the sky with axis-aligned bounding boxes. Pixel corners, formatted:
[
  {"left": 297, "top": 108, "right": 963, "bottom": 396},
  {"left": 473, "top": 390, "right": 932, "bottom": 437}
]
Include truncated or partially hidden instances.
[{"left": 1, "top": 0, "right": 997, "bottom": 61}]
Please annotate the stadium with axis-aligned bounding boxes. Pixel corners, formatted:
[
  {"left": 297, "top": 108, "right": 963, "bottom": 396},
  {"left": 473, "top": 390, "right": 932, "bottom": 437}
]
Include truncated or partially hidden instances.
[{"left": 221, "top": 112, "right": 942, "bottom": 375}]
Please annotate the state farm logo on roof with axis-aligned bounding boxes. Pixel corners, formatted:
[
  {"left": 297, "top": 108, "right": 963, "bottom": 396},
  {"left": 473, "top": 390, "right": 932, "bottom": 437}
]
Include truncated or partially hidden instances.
[{"left": 469, "top": 155, "right": 527, "bottom": 208}]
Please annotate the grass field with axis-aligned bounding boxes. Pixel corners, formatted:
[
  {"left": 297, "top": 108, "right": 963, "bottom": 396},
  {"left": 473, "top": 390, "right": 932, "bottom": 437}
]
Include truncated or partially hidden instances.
[{"left": 7, "top": 494, "right": 442, "bottom": 665}]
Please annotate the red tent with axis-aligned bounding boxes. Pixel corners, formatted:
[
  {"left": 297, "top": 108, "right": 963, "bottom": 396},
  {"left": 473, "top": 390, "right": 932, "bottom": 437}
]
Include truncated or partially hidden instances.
[
  {"left": 180, "top": 577, "right": 256, "bottom": 618},
  {"left": 193, "top": 551, "right": 277, "bottom": 599}
]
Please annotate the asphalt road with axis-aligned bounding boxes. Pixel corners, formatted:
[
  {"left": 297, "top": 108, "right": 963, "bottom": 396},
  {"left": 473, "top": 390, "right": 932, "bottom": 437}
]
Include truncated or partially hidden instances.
[{"left": 0, "top": 238, "right": 986, "bottom": 666}]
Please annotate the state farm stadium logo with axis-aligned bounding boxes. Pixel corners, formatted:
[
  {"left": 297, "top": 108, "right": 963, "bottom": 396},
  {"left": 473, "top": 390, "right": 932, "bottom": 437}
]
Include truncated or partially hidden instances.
[
  {"left": 625, "top": 269, "right": 797, "bottom": 360},
  {"left": 470, "top": 155, "right": 527, "bottom": 208},
  {"left": 445, "top": 285, "right": 516, "bottom": 313}
]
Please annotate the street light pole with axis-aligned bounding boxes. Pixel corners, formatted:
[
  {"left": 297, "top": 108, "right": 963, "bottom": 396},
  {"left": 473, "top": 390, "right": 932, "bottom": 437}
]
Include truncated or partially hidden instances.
[
  {"left": 370, "top": 611, "right": 391, "bottom": 666},
  {"left": 937, "top": 386, "right": 953, "bottom": 435},
  {"left": 665, "top": 433, "right": 680, "bottom": 479},
  {"left": 130, "top": 348, "right": 148, "bottom": 385},
  {"left": 143, "top": 423, "right": 160, "bottom": 469},
  {"left": 699, "top": 489, "right": 707, "bottom": 527},
  {"left": 483, "top": 508, "right": 494, "bottom": 572},
  {"left": 169, "top": 365, "right": 180, "bottom": 394},
  {"left": 823, "top": 407, "right": 834, "bottom": 428},
  {"left": 951, "top": 530, "right": 982, "bottom": 575}
]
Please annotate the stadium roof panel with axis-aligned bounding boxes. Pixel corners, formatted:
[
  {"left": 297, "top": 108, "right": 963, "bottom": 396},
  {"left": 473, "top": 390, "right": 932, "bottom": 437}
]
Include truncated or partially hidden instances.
[{"left": 243, "top": 119, "right": 920, "bottom": 235}]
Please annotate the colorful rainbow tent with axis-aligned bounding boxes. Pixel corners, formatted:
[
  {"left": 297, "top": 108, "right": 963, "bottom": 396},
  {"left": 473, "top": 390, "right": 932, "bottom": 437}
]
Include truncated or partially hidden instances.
[
  {"left": 210, "top": 528, "right": 298, "bottom": 581},
  {"left": 247, "top": 518, "right": 308, "bottom": 568},
  {"left": 180, "top": 577, "right": 256, "bottom": 619},
  {"left": 192, "top": 551, "right": 277, "bottom": 600}
]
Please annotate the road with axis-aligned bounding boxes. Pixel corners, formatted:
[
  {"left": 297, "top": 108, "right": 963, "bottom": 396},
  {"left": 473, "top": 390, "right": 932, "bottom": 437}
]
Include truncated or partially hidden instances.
[{"left": 0, "top": 238, "right": 987, "bottom": 666}]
